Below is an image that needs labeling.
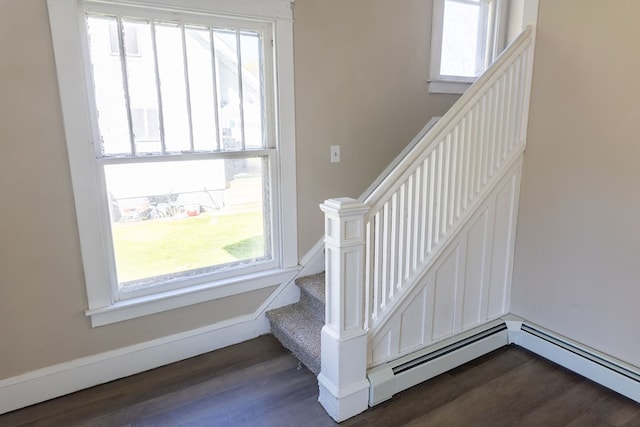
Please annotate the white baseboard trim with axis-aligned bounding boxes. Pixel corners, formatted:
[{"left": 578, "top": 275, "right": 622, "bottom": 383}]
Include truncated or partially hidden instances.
[
  {"left": 318, "top": 375, "right": 370, "bottom": 423},
  {"left": 510, "top": 319, "right": 640, "bottom": 403},
  {"left": 0, "top": 254, "right": 309, "bottom": 415},
  {"left": 0, "top": 312, "right": 270, "bottom": 415},
  {"left": 298, "top": 239, "right": 325, "bottom": 277},
  {"left": 6, "top": 307, "right": 637, "bottom": 417}
]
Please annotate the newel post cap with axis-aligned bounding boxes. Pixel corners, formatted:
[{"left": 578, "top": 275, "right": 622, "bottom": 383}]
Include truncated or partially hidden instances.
[{"left": 320, "top": 197, "right": 369, "bottom": 216}]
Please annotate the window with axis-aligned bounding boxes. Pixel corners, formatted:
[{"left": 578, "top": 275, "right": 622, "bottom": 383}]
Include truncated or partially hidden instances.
[
  {"left": 429, "top": 0, "right": 508, "bottom": 94},
  {"left": 48, "top": 0, "right": 297, "bottom": 326}
]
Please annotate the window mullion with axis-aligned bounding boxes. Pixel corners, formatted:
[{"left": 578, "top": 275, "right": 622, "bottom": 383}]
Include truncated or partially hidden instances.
[
  {"left": 180, "top": 25, "right": 195, "bottom": 152},
  {"left": 209, "top": 28, "right": 222, "bottom": 152},
  {"left": 491, "top": 0, "right": 508, "bottom": 62},
  {"left": 235, "top": 30, "right": 246, "bottom": 151},
  {"left": 100, "top": 148, "right": 276, "bottom": 165},
  {"left": 149, "top": 20, "right": 167, "bottom": 155},
  {"left": 258, "top": 33, "right": 267, "bottom": 149},
  {"left": 448, "top": 0, "right": 480, "bottom": 5},
  {"left": 475, "top": 0, "right": 490, "bottom": 75},
  {"left": 116, "top": 17, "right": 136, "bottom": 156}
]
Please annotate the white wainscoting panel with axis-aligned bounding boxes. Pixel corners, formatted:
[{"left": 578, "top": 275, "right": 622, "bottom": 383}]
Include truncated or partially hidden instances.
[
  {"left": 432, "top": 247, "right": 460, "bottom": 341},
  {"left": 461, "top": 210, "right": 490, "bottom": 329},
  {"left": 368, "top": 159, "right": 522, "bottom": 367}
]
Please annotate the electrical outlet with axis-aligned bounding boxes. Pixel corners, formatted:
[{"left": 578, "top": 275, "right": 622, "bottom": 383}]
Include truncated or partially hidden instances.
[{"left": 330, "top": 145, "right": 341, "bottom": 163}]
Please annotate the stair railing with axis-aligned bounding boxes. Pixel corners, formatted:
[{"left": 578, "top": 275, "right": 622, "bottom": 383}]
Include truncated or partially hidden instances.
[
  {"left": 363, "top": 26, "right": 534, "bottom": 333},
  {"left": 318, "top": 26, "right": 535, "bottom": 422}
]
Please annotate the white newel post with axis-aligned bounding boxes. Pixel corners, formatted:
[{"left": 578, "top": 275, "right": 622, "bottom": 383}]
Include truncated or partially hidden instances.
[{"left": 318, "top": 198, "right": 370, "bottom": 422}]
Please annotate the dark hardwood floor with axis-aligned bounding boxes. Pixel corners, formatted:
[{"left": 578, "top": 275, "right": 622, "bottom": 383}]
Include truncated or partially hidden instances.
[{"left": 1, "top": 334, "right": 638, "bottom": 426}]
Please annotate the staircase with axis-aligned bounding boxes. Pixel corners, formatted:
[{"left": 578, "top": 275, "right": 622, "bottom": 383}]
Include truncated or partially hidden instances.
[
  {"left": 266, "top": 273, "right": 325, "bottom": 375},
  {"left": 267, "top": 24, "right": 536, "bottom": 423}
]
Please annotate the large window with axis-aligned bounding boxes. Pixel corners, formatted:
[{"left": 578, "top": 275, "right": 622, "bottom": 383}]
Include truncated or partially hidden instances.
[
  {"left": 48, "top": 0, "right": 297, "bottom": 326},
  {"left": 429, "top": 0, "right": 508, "bottom": 94}
]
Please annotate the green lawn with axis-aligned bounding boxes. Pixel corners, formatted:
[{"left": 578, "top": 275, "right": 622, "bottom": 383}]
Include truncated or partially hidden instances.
[{"left": 112, "top": 210, "right": 265, "bottom": 284}]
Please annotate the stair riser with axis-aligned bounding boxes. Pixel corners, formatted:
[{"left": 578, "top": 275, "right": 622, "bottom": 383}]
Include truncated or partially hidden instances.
[
  {"left": 300, "top": 291, "right": 324, "bottom": 322},
  {"left": 269, "top": 318, "right": 321, "bottom": 376},
  {"left": 266, "top": 273, "right": 326, "bottom": 376}
]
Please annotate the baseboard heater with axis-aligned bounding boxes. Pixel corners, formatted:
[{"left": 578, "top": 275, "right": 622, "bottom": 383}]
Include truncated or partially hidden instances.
[
  {"left": 516, "top": 322, "right": 640, "bottom": 403},
  {"left": 367, "top": 319, "right": 510, "bottom": 405},
  {"left": 367, "top": 317, "right": 640, "bottom": 406}
]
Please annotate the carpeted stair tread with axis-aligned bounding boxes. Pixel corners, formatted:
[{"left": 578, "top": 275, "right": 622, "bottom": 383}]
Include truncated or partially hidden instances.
[{"left": 266, "top": 302, "right": 323, "bottom": 375}]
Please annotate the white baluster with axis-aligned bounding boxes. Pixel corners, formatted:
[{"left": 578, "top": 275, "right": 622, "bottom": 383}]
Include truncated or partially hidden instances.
[{"left": 318, "top": 198, "right": 370, "bottom": 422}]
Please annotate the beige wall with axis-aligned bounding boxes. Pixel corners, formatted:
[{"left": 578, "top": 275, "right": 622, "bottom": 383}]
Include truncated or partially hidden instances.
[
  {"left": 512, "top": 0, "right": 640, "bottom": 367},
  {"left": 0, "top": 0, "right": 457, "bottom": 379},
  {"left": 293, "top": 0, "right": 459, "bottom": 255},
  {"left": 0, "top": 0, "right": 273, "bottom": 379}
]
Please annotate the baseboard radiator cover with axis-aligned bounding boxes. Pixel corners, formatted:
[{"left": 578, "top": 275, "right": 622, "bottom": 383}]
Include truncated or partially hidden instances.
[
  {"left": 367, "top": 317, "right": 640, "bottom": 406},
  {"left": 367, "top": 320, "right": 510, "bottom": 405},
  {"left": 515, "top": 321, "right": 640, "bottom": 403}
]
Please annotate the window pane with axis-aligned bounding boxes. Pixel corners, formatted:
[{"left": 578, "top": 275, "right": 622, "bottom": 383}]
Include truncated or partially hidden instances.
[
  {"left": 109, "top": 22, "right": 140, "bottom": 56},
  {"left": 156, "top": 24, "right": 191, "bottom": 152},
  {"left": 105, "top": 157, "right": 269, "bottom": 290},
  {"left": 214, "top": 29, "right": 243, "bottom": 151},
  {"left": 123, "top": 20, "right": 162, "bottom": 154},
  {"left": 186, "top": 27, "right": 218, "bottom": 151},
  {"left": 87, "top": 16, "right": 131, "bottom": 155},
  {"left": 440, "top": 0, "right": 482, "bottom": 78},
  {"left": 130, "top": 107, "right": 160, "bottom": 141},
  {"left": 240, "top": 31, "right": 264, "bottom": 149}
]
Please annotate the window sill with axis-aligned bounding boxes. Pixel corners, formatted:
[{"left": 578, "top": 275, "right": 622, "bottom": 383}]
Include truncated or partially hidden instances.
[
  {"left": 86, "top": 267, "right": 300, "bottom": 327},
  {"left": 428, "top": 79, "right": 474, "bottom": 95}
]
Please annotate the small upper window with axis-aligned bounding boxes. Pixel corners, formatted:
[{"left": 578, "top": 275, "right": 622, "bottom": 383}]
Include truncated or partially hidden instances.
[{"left": 429, "top": 0, "right": 508, "bottom": 94}]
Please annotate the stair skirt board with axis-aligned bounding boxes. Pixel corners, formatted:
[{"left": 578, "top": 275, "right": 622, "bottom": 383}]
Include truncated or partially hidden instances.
[{"left": 367, "top": 317, "right": 640, "bottom": 406}]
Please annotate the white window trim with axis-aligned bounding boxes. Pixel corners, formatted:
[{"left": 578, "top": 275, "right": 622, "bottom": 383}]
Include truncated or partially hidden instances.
[
  {"left": 429, "top": 0, "right": 508, "bottom": 94},
  {"left": 47, "top": 0, "right": 298, "bottom": 327}
]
